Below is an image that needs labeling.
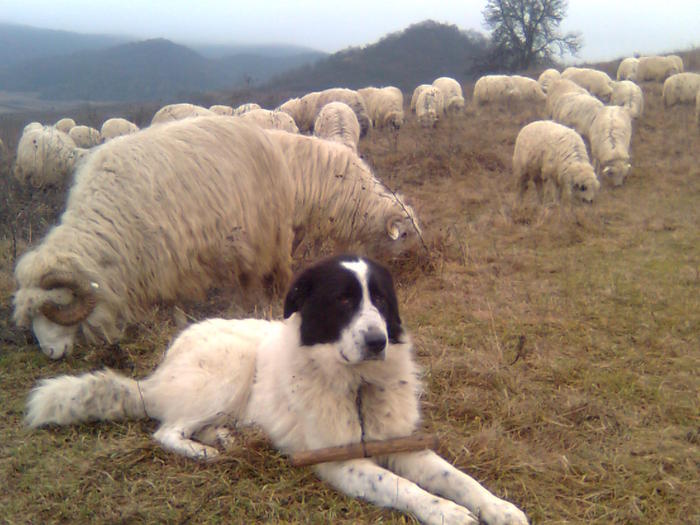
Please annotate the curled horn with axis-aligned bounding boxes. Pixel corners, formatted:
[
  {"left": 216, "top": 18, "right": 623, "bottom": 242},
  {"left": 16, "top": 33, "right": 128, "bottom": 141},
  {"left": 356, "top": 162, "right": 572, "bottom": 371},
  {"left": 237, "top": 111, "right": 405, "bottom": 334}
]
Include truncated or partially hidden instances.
[
  {"left": 38, "top": 271, "right": 97, "bottom": 326},
  {"left": 386, "top": 218, "right": 401, "bottom": 240}
]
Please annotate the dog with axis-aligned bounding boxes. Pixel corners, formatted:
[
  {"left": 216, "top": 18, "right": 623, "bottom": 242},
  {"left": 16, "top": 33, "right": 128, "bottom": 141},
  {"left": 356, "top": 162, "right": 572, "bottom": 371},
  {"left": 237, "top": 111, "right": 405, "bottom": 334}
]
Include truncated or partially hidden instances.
[{"left": 26, "top": 254, "right": 528, "bottom": 525}]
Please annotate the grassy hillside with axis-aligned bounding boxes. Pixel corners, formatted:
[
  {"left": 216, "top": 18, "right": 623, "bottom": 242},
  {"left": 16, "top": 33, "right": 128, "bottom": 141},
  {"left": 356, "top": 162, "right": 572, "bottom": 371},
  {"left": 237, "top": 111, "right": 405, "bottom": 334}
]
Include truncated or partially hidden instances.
[{"left": 0, "top": 61, "right": 698, "bottom": 523}]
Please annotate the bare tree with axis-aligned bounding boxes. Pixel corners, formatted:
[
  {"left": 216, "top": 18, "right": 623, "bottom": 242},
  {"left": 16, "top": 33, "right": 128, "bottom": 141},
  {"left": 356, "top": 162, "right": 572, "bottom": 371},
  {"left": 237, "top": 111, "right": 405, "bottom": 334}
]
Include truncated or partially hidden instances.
[{"left": 482, "top": 0, "right": 582, "bottom": 71}]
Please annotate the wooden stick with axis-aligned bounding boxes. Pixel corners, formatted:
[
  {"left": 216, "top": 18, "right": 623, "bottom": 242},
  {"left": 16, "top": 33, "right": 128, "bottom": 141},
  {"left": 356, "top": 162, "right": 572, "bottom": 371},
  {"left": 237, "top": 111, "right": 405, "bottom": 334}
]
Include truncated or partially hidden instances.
[{"left": 289, "top": 433, "right": 438, "bottom": 467}]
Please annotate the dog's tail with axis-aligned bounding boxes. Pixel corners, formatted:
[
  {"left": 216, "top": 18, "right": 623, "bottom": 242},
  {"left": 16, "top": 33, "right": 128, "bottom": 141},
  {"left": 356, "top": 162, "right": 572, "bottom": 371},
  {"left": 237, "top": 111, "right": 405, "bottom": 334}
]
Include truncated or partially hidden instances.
[{"left": 25, "top": 369, "right": 147, "bottom": 428}]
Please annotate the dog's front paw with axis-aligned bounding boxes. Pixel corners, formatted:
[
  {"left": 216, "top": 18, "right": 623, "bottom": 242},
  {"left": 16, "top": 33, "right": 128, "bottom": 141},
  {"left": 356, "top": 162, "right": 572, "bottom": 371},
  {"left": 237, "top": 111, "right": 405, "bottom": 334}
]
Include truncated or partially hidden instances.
[
  {"left": 425, "top": 500, "right": 479, "bottom": 525},
  {"left": 478, "top": 497, "right": 528, "bottom": 525}
]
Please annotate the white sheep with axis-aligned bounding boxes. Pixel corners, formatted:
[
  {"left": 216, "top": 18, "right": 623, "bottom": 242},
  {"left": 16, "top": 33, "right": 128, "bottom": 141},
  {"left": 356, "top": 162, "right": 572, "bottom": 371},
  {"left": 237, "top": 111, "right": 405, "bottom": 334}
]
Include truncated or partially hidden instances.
[
  {"left": 265, "top": 129, "right": 423, "bottom": 258},
  {"left": 537, "top": 68, "right": 561, "bottom": 94},
  {"left": 432, "top": 77, "right": 465, "bottom": 113},
  {"left": 666, "top": 55, "right": 684, "bottom": 73},
  {"left": 636, "top": 56, "right": 680, "bottom": 82},
  {"left": 510, "top": 75, "right": 547, "bottom": 103},
  {"left": 14, "top": 125, "right": 82, "bottom": 188},
  {"left": 473, "top": 75, "right": 516, "bottom": 106},
  {"left": 100, "top": 118, "right": 140, "bottom": 141},
  {"left": 54, "top": 118, "right": 76, "bottom": 133},
  {"left": 513, "top": 120, "right": 600, "bottom": 203},
  {"left": 610, "top": 80, "right": 644, "bottom": 119},
  {"left": 589, "top": 106, "right": 632, "bottom": 186},
  {"left": 662, "top": 72, "right": 700, "bottom": 107},
  {"left": 616, "top": 58, "right": 639, "bottom": 81},
  {"left": 237, "top": 109, "right": 299, "bottom": 133},
  {"left": 415, "top": 86, "right": 444, "bottom": 127},
  {"left": 313, "top": 101, "right": 361, "bottom": 152},
  {"left": 410, "top": 84, "right": 432, "bottom": 113},
  {"left": 551, "top": 91, "right": 603, "bottom": 141},
  {"left": 151, "top": 103, "right": 214, "bottom": 125},
  {"left": 209, "top": 104, "right": 234, "bottom": 115},
  {"left": 277, "top": 96, "right": 317, "bottom": 132},
  {"left": 696, "top": 91, "right": 700, "bottom": 128},
  {"left": 561, "top": 67, "right": 614, "bottom": 102},
  {"left": 358, "top": 86, "right": 405, "bottom": 129},
  {"left": 232, "top": 103, "right": 262, "bottom": 116},
  {"left": 314, "top": 88, "right": 371, "bottom": 137},
  {"left": 13, "top": 117, "right": 297, "bottom": 359},
  {"left": 68, "top": 125, "right": 102, "bottom": 148}
]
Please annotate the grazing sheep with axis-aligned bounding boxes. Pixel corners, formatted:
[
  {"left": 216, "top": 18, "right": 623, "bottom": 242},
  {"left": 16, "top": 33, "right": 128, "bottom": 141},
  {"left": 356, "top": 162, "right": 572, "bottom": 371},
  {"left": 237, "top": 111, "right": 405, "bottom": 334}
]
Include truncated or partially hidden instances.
[
  {"left": 545, "top": 78, "right": 588, "bottom": 117},
  {"left": 277, "top": 96, "right": 318, "bottom": 133},
  {"left": 611, "top": 80, "right": 644, "bottom": 119},
  {"left": 13, "top": 117, "right": 297, "bottom": 359},
  {"left": 662, "top": 73, "right": 700, "bottom": 107},
  {"left": 237, "top": 109, "right": 299, "bottom": 133},
  {"left": 209, "top": 104, "right": 234, "bottom": 115},
  {"left": 23, "top": 122, "right": 44, "bottom": 134},
  {"left": 537, "top": 68, "right": 561, "bottom": 93},
  {"left": 69, "top": 125, "right": 102, "bottom": 148},
  {"left": 510, "top": 75, "right": 547, "bottom": 103},
  {"left": 358, "top": 86, "right": 405, "bottom": 129},
  {"left": 266, "top": 129, "right": 423, "bottom": 259},
  {"left": 100, "top": 118, "right": 139, "bottom": 141},
  {"left": 432, "top": 77, "right": 465, "bottom": 113},
  {"left": 232, "top": 103, "right": 262, "bottom": 116},
  {"left": 561, "top": 67, "right": 614, "bottom": 102},
  {"left": 314, "top": 88, "right": 371, "bottom": 137},
  {"left": 513, "top": 120, "right": 600, "bottom": 203},
  {"left": 637, "top": 56, "right": 680, "bottom": 82},
  {"left": 589, "top": 106, "right": 632, "bottom": 186},
  {"left": 616, "top": 58, "right": 639, "bottom": 81},
  {"left": 473, "top": 75, "right": 516, "bottom": 106},
  {"left": 151, "top": 103, "right": 214, "bottom": 125},
  {"left": 410, "top": 84, "right": 432, "bottom": 113},
  {"left": 313, "top": 101, "right": 361, "bottom": 152},
  {"left": 666, "top": 55, "right": 684, "bottom": 73},
  {"left": 551, "top": 92, "right": 603, "bottom": 140},
  {"left": 54, "top": 118, "right": 76, "bottom": 133},
  {"left": 415, "top": 86, "right": 444, "bottom": 127},
  {"left": 14, "top": 125, "right": 81, "bottom": 188}
]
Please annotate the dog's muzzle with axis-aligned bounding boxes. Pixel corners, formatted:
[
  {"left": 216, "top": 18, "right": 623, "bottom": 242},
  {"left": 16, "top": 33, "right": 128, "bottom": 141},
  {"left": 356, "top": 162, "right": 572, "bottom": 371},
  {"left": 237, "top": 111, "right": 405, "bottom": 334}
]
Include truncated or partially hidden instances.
[{"left": 363, "top": 329, "right": 387, "bottom": 360}]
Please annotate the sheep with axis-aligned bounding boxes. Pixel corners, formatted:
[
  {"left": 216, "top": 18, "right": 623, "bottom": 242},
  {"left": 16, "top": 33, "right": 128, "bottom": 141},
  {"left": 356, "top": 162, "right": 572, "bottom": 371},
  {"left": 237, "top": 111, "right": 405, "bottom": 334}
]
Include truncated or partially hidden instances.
[
  {"left": 561, "top": 67, "right": 614, "bottom": 102},
  {"left": 432, "top": 77, "right": 465, "bottom": 113},
  {"left": 696, "top": 91, "right": 700, "bottom": 128},
  {"left": 232, "top": 103, "right": 262, "bottom": 116},
  {"left": 237, "top": 109, "right": 299, "bottom": 133},
  {"left": 410, "top": 84, "right": 432, "bottom": 113},
  {"left": 55, "top": 118, "right": 76, "bottom": 133},
  {"left": 151, "top": 103, "right": 214, "bottom": 125},
  {"left": 513, "top": 120, "right": 600, "bottom": 204},
  {"left": 538, "top": 68, "right": 561, "bottom": 93},
  {"left": 209, "top": 104, "right": 234, "bottom": 115},
  {"left": 473, "top": 75, "right": 516, "bottom": 106},
  {"left": 545, "top": 78, "right": 589, "bottom": 117},
  {"left": 510, "top": 75, "right": 547, "bottom": 103},
  {"left": 662, "top": 73, "right": 700, "bottom": 107},
  {"left": 277, "top": 96, "right": 318, "bottom": 132},
  {"left": 313, "top": 88, "right": 371, "bottom": 137},
  {"left": 14, "top": 125, "right": 82, "bottom": 188},
  {"left": 551, "top": 91, "right": 603, "bottom": 141},
  {"left": 23, "top": 122, "right": 44, "bottom": 134},
  {"left": 313, "top": 101, "right": 361, "bottom": 152},
  {"left": 69, "top": 125, "right": 102, "bottom": 148},
  {"left": 100, "top": 118, "right": 139, "bottom": 141},
  {"left": 415, "top": 86, "right": 444, "bottom": 127},
  {"left": 666, "top": 55, "right": 684, "bottom": 73},
  {"left": 616, "top": 58, "right": 639, "bottom": 81},
  {"left": 265, "top": 129, "right": 423, "bottom": 259},
  {"left": 610, "top": 80, "right": 644, "bottom": 119},
  {"left": 636, "top": 56, "right": 680, "bottom": 82},
  {"left": 358, "top": 86, "right": 405, "bottom": 129},
  {"left": 589, "top": 106, "right": 633, "bottom": 187},
  {"left": 13, "top": 116, "right": 297, "bottom": 359}
]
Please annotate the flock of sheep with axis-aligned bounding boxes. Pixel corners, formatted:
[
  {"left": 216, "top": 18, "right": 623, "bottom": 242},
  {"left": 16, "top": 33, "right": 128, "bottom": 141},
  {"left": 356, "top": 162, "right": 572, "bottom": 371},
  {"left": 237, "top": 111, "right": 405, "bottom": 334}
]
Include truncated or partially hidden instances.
[{"left": 8, "top": 54, "right": 697, "bottom": 357}]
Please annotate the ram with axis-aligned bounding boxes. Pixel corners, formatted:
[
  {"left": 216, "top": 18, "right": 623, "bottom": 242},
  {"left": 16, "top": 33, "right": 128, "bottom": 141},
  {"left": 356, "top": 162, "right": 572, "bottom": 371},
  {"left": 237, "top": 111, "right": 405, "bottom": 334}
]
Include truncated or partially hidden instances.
[{"left": 513, "top": 120, "right": 600, "bottom": 203}]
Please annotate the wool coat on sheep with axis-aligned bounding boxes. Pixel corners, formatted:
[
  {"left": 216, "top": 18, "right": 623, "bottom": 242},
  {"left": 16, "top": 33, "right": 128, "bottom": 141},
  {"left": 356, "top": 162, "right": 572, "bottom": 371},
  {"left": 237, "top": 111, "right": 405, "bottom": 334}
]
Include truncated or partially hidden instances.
[
  {"left": 611, "top": 81, "right": 644, "bottom": 119},
  {"left": 100, "top": 118, "right": 139, "bottom": 141},
  {"left": 69, "top": 125, "right": 102, "bottom": 148},
  {"left": 537, "top": 69, "right": 561, "bottom": 94},
  {"left": 616, "top": 58, "right": 639, "bottom": 81},
  {"left": 510, "top": 75, "right": 546, "bottom": 103},
  {"left": 432, "top": 77, "right": 465, "bottom": 113},
  {"left": 473, "top": 75, "right": 516, "bottom": 106},
  {"left": 589, "top": 106, "right": 632, "bottom": 187},
  {"left": 238, "top": 109, "right": 299, "bottom": 133},
  {"left": 313, "top": 101, "right": 361, "bottom": 152},
  {"left": 151, "top": 103, "right": 214, "bottom": 125},
  {"left": 416, "top": 87, "right": 444, "bottom": 127},
  {"left": 313, "top": 89, "right": 371, "bottom": 137},
  {"left": 265, "top": 130, "right": 423, "bottom": 259},
  {"left": 14, "top": 125, "right": 80, "bottom": 188},
  {"left": 410, "top": 84, "right": 432, "bottom": 113},
  {"left": 662, "top": 73, "right": 700, "bottom": 107},
  {"left": 232, "top": 103, "right": 262, "bottom": 116},
  {"left": 545, "top": 79, "right": 588, "bottom": 117},
  {"left": 14, "top": 117, "right": 296, "bottom": 353},
  {"left": 54, "top": 118, "right": 76, "bottom": 133},
  {"left": 209, "top": 104, "right": 234, "bottom": 115},
  {"left": 561, "top": 67, "right": 613, "bottom": 102},
  {"left": 358, "top": 87, "right": 405, "bottom": 129},
  {"left": 551, "top": 92, "right": 603, "bottom": 141},
  {"left": 637, "top": 56, "right": 680, "bottom": 82},
  {"left": 513, "top": 120, "right": 600, "bottom": 203}
]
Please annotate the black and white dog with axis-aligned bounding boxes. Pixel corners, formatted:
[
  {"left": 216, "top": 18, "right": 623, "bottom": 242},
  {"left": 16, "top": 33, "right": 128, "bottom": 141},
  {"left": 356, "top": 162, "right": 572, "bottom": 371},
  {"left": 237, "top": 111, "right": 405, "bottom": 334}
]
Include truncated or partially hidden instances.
[{"left": 26, "top": 254, "right": 528, "bottom": 525}]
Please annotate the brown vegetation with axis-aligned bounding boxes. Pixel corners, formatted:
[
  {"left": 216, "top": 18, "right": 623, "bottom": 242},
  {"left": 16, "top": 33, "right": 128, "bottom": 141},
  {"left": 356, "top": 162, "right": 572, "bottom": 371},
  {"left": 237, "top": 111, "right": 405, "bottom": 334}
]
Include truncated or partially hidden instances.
[{"left": 1, "top": 58, "right": 698, "bottom": 523}]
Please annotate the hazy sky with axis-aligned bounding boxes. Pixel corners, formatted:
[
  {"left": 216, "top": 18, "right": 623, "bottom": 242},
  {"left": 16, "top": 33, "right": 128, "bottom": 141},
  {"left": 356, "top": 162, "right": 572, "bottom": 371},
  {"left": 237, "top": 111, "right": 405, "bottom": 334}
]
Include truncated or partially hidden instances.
[{"left": 1, "top": 1, "right": 698, "bottom": 62}]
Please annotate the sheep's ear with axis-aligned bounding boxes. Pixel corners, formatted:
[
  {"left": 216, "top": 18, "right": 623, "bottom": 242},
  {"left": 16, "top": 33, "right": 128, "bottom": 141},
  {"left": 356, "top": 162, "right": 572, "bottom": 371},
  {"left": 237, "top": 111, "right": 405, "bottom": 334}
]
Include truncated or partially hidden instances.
[{"left": 386, "top": 219, "right": 401, "bottom": 240}]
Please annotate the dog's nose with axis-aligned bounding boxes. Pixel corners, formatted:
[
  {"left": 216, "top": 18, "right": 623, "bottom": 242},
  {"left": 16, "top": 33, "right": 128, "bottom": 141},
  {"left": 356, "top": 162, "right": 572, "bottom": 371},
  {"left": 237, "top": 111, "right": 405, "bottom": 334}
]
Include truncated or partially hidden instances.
[{"left": 364, "top": 330, "right": 387, "bottom": 359}]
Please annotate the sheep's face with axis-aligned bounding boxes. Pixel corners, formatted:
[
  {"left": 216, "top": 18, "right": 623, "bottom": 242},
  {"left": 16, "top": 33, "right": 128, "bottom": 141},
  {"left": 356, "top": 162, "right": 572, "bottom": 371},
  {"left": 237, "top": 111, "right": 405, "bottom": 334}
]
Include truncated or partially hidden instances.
[
  {"left": 32, "top": 313, "right": 78, "bottom": 359},
  {"left": 384, "top": 211, "right": 423, "bottom": 257},
  {"left": 571, "top": 169, "right": 601, "bottom": 203},
  {"left": 602, "top": 159, "right": 631, "bottom": 187}
]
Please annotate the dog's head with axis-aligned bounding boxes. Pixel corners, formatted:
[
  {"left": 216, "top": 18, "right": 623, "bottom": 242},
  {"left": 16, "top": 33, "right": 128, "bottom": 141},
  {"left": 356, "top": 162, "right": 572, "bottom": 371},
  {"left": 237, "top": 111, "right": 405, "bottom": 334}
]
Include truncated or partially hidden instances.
[{"left": 284, "top": 255, "right": 403, "bottom": 364}]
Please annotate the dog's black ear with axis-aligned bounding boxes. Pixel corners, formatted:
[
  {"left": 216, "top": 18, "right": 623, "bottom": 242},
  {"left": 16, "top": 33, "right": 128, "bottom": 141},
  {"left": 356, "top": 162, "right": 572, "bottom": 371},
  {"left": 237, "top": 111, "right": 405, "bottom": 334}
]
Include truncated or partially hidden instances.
[{"left": 283, "top": 271, "right": 312, "bottom": 318}]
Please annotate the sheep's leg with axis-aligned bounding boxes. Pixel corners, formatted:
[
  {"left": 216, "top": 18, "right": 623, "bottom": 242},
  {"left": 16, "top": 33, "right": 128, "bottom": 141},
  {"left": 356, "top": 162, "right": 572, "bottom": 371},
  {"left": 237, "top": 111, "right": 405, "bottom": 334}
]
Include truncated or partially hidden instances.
[{"left": 153, "top": 424, "right": 220, "bottom": 460}]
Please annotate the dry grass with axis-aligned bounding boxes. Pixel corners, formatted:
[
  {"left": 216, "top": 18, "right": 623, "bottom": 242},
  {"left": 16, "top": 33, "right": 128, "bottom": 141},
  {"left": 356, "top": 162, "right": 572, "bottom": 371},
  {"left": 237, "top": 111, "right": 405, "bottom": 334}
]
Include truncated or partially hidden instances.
[{"left": 1, "top": 68, "right": 699, "bottom": 524}]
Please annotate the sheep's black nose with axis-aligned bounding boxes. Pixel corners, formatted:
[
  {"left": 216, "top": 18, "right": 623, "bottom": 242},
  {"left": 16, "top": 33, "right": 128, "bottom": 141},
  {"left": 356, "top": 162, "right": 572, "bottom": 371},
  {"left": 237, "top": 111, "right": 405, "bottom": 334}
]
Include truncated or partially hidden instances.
[{"left": 364, "top": 330, "right": 387, "bottom": 359}]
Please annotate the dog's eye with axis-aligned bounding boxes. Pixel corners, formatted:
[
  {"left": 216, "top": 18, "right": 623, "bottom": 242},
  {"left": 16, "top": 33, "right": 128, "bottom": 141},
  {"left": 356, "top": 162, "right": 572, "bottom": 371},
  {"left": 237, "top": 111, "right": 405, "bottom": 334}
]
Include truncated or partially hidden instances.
[{"left": 338, "top": 294, "right": 353, "bottom": 308}]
